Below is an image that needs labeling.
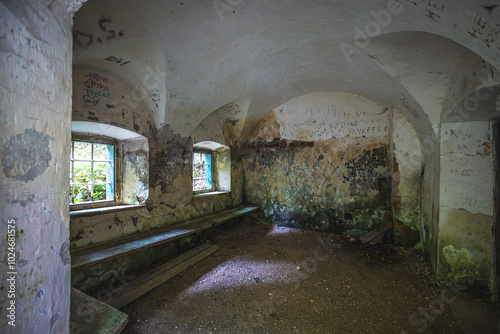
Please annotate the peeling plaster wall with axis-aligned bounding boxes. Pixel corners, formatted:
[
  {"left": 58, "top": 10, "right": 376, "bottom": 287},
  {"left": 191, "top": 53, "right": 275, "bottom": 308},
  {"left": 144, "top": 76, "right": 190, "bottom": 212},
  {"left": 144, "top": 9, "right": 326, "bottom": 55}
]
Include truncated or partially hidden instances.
[
  {"left": 438, "top": 121, "right": 494, "bottom": 296},
  {"left": 70, "top": 76, "right": 245, "bottom": 248},
  {"left": 243, "top": 92, "right": 393, "bottom": 236},
  {"left": 122, "top": 138, "right": 149, "bottom": 204},
  {"left": 0, "top": 1, "right": 75, "bottom": 333},
  {"left": 70, "top": 124, "right": 244, "bottom": 249},
  {"left": 214, "top": 148, "right": 231, "bottom": 192},
  {"left": 392, "top": 109, "right": 422, "bottom": 246}
]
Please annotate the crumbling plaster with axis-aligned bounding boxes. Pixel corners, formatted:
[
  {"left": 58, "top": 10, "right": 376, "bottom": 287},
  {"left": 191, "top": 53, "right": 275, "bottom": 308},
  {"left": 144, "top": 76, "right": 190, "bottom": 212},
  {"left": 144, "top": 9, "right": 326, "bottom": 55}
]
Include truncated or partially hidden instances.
[{"left": 243, "top": 92, "right": 422, "bottom": 238}]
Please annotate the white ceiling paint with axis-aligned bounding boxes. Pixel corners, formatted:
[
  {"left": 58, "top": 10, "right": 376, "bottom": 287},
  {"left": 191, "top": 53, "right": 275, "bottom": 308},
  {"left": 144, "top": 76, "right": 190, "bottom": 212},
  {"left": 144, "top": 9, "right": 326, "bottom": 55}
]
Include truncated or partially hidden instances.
[{"left": 73, "top": 0, "right": 500, "bottom": 141}]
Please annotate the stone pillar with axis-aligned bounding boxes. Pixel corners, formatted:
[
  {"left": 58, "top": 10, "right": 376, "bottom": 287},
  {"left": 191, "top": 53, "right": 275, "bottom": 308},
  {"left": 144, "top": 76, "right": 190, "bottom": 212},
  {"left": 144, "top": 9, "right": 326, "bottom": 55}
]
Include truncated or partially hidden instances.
[{"left": 0, "top": 1, "right": 80, "bottom": 333}]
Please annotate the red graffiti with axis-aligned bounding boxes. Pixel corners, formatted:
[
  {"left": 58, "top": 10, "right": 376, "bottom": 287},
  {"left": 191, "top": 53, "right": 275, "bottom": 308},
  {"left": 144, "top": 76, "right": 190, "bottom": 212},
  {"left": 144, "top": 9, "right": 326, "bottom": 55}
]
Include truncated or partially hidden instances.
[
  {"left": 84, "top": 72, "right": 113, "bottom": 84},
  {"left": 82, "top": 79, "right": 110, "bottom": 92},
  {"left": 82, "top": 72, "right": 113, "bottom": 91}
]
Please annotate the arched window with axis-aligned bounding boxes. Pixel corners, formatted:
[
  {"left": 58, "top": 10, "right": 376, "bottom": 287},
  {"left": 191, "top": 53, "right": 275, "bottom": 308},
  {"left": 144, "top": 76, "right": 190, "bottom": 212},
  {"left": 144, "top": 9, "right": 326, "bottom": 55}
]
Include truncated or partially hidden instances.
[{"left": 71, "top": 121, "right": 149, "bottom": 209}]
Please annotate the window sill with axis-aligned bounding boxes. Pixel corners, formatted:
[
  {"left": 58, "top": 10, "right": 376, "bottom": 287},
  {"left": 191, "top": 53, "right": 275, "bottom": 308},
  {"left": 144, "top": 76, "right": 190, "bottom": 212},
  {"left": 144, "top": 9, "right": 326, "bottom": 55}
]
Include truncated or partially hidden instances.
[
  {"left": 193, "top": 191, "right": 231, "bottom": 198},
  {"left": 70, "top": 204, "right": 146, "bottom": 217}
]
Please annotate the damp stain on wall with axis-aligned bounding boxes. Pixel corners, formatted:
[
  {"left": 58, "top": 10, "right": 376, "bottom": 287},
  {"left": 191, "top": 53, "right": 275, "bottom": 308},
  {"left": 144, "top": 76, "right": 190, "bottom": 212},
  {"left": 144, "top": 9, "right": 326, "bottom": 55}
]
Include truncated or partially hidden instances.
[
  {"left": 437, "top": 209, "right": 494, "bottom": 296},
  {"left": 148, "top": 123, "right": 193, "bottom": 195},
  {"left": 243, "top": 137, "right": 391, "bottom": 236},
  {"left": 2, "top": 129, "right": 52, "bottom": 182}
]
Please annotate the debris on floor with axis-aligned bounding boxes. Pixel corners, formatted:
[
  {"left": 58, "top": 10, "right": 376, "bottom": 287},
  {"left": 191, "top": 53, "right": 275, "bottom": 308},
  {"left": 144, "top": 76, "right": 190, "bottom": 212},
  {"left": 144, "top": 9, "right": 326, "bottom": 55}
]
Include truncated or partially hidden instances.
[{"left": 359, "top": 211, "right": 392, "bottom": 245}]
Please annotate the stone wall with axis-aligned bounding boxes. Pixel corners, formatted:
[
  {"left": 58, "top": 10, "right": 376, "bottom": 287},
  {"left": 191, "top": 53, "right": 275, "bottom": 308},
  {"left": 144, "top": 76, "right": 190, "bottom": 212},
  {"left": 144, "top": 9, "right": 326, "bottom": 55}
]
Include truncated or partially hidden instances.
[
  {"left": 70, "top": 68, "right": 244, "bottom": 249},
  {"left": 438, "top": 121, "right": 495, "bottom": 296},
  {"left": 243, "top": 92, "right": 419, "bottom": 237}
]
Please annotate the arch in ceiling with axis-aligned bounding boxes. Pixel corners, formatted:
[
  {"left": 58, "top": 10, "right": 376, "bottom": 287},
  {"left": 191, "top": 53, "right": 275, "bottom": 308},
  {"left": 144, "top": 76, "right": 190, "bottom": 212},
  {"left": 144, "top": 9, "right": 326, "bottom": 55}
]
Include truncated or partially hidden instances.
[
  {"left": 73, "top": 0, "right": 500, "bottom": 142},
  {"left": 442, "top": 84, "right": 500, "bottom": 123}
]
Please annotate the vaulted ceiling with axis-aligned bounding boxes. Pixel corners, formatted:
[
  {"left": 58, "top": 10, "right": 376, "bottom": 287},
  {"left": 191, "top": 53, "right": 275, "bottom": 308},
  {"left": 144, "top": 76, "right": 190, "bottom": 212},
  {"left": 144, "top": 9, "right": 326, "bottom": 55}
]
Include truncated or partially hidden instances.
[{"left": 73, "top": 0, "right": 500, "bottom": 141}]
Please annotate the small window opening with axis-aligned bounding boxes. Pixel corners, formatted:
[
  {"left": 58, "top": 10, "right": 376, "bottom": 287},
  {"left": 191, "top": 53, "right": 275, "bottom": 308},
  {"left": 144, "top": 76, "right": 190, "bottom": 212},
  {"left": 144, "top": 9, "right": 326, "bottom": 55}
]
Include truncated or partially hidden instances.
[
  {"left": 193, "top": 152, "right": 213, "bottom": 192},
  {"left": 70, "top": 141, "right": 115, "bottom": 204}
]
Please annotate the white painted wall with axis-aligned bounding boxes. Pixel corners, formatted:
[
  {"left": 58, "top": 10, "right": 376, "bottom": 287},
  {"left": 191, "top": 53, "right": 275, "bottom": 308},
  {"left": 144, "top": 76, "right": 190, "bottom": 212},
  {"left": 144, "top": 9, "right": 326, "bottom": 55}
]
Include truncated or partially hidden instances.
[
  {"left": 441, "top": 122, "right": 494, "bottom": 216},
  {"left": 72, "top": 68, "right": 154, "bottom": 135},
  {"left": 274, "top": 91, "right": 389, "bottom": 141}
]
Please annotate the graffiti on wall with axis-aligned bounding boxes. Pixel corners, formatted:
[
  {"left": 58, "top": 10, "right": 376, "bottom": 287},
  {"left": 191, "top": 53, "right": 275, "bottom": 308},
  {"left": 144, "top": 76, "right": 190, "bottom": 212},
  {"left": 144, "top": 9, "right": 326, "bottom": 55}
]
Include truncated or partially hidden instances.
[
  {"left": 440, "top": 122, "right": 493, "bottom": 215},
  {"left": 82, "top": 72, "right": 114, "bottom": 107}
]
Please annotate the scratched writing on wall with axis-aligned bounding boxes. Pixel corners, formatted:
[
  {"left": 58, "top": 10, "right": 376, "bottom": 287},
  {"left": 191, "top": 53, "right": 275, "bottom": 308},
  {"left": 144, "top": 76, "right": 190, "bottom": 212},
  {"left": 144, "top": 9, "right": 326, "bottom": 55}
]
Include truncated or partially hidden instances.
[{"left": 277, "top": 103, "right": 389, "bottom": 141}]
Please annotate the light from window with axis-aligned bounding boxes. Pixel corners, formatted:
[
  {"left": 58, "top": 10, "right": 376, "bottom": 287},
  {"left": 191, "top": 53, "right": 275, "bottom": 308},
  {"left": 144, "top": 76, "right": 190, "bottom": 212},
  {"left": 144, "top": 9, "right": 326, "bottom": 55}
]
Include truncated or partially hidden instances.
[
  {"left": 70, "top": 141, "right": 115, "bottom": 204},
  {"left": 193, "top": 152, "right": 212, "bottom": 191}
]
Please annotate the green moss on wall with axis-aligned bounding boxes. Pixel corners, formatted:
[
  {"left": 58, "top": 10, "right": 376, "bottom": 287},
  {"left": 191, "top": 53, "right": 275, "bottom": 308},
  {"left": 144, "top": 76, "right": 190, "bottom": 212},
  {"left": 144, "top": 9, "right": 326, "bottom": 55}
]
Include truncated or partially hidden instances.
[
  {"left": 345, "top": 208, "right": 384, "bottom": 238},
  {"left": 394, "top": 209, "right": 420, "bottom": 231},
  {"left": 437, "top": 245, "right": 490, "bottom": 295},
  {"left": 261, "top": 192, "right": 389, "bottom": 236},
  {"left": 244, "top": 140, "right": 391, "bottom": 235}
]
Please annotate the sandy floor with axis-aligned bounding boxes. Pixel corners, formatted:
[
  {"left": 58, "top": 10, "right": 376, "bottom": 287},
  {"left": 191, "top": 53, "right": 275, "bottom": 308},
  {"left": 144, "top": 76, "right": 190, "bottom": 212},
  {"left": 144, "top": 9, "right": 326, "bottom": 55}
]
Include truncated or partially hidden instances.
[{"left": 121, "top": 218, "right": 462, "bottom": 333}]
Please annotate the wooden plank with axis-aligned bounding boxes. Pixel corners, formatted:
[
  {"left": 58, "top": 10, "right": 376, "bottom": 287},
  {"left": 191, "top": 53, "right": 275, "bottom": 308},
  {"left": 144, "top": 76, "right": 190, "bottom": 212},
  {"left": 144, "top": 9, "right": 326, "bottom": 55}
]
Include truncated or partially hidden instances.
[
  {"left": 117, "top": 243, "right": 213, "bottom": 289},
  {"left": 369, "top": 228, "right": 388, "bottom": 245},
  {"left": 359, "top": 212, "right": 391, "bottom": 244},
  {"left": 368, "top": 219, "right": 393, "bottom": 245},
  {"left": 109, "top": 244, "right": 220, "bottom": 309},
  {"left": 71, "top": 288, "right": 128, "bottom": 334}
]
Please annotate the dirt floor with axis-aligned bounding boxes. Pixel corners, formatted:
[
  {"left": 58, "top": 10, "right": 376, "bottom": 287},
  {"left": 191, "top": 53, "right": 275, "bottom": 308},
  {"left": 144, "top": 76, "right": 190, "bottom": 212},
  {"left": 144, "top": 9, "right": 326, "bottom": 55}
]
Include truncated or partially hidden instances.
[{"left": 121, "top": 218, "right": 463, "bottom": 334}]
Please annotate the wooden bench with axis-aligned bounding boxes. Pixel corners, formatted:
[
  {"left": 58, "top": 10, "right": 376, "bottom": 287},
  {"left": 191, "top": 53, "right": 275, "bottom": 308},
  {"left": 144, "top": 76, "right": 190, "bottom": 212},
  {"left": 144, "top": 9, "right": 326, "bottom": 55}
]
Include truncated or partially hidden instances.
[{"left": 71, "top": 205, "right": 259, "bottom": 296}]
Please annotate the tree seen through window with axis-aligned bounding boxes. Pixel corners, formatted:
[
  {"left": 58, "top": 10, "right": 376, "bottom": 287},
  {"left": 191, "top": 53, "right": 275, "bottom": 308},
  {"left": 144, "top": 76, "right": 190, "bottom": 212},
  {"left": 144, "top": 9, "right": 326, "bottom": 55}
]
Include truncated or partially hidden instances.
[
  {"left": 193, "top": 152, "right": 212, "bottom": 191},
  {"left": 70, "top": 141, "right": 115, "bottom": 204}
]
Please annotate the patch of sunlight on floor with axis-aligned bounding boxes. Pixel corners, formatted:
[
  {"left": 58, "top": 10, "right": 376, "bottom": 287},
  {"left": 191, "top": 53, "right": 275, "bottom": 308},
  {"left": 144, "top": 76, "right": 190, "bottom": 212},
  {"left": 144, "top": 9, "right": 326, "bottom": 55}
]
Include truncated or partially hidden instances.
[
  {"left": 266, "top": 225, "right": 303, "bottom": 236},
  {"left": 181, "top": 256, "right": 298, "bottom": 296}
]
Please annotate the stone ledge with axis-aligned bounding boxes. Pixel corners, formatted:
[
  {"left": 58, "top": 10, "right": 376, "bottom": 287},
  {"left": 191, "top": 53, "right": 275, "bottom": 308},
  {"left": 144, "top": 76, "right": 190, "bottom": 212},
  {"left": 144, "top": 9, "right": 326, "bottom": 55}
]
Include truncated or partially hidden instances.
[
  {"left": 193, "top": 191, "right": 231, "bottom": 197},
  {"left": 70, "top": 204, "right": 147, "bottom": 217}
]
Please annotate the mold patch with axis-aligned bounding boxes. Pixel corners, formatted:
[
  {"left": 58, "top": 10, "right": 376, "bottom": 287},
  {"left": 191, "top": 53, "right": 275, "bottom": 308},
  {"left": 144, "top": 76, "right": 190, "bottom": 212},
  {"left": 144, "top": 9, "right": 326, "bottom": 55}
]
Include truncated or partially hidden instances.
[
  {"left": 59, "top": 241, "right": 71, "bottom": 265},
  {"left": 344, "top": 147, "right": 389, "bottom": 197},
  {"left": 243, "top": 139, "right": 391, "bottom": 235},
  {"left": 2, "top": 129, "right": 52, "bottom": 182}
]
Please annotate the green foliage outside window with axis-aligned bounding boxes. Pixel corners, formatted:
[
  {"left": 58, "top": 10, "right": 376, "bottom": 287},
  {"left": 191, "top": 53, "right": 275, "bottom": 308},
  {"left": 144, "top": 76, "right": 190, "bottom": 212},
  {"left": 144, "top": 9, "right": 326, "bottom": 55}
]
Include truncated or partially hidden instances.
[
  {"left": 193, "top": 152, "right": 212, "bottom": 191},
  {"left": 70, "top": 141, "right": 114, "bottom": 204}
]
